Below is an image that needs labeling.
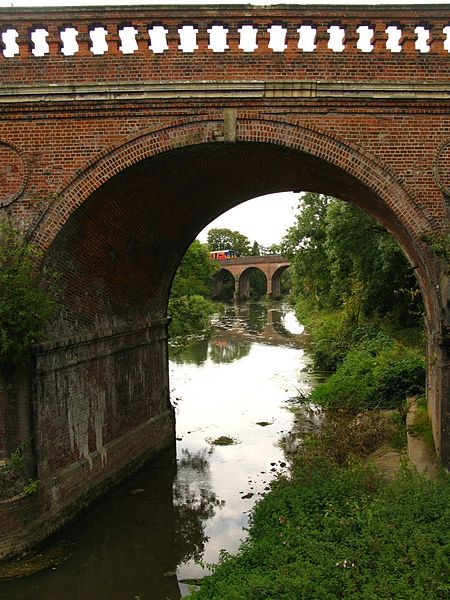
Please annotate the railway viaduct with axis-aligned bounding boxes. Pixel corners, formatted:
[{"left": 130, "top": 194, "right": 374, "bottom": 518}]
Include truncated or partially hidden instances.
[
  {"left": 0, "top": 3, "right": 449, "bottom": 557},
  {"left": 212, "top": 255, "right": 290, "bottom": 300}
]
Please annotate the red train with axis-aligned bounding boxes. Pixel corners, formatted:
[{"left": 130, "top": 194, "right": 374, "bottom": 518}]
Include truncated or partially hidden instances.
[{"left": 209, "top": 249, "right": 236, "bottom": 260}]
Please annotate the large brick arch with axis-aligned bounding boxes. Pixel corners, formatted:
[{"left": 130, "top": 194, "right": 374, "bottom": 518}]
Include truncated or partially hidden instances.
[
  {"left": 32, "top": 116, "right": 440, "bottom": 322},
  {"left": 2, "top": 3, "right": 450, "bottom": 561},
  {"left": 32, "top": 121, "right": 447, "bottom": 473},
  {"left": 34, "top": 116, "right": 436, "bottom": 239}
]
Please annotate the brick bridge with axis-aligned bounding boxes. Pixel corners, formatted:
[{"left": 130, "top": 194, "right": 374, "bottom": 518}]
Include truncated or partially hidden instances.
[
  {"left": 213, "top": 255, "right": 290, "bottom": 300},
  {"left": 0, "top": 3, "right": 450, "bottom": 557}
]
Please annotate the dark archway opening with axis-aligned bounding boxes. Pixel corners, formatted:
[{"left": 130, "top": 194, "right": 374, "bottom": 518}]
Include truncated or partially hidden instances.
[
  {"left": 212, "top": 269, "right": 235, "bottom": 302},
  {"left": 37, "top": 137, "right": 446, "bottom": 492},
  {"left": 239, "top": 268, "right": 267, "bottom": 301},
  {"left": 44, "top": 140, "right": 431, "bottom": 340}
]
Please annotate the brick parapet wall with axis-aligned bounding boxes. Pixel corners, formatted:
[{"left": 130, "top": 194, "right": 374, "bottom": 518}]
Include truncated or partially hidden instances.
[{"left": 1, "top": 5, "right": 450, "bottom": 84}]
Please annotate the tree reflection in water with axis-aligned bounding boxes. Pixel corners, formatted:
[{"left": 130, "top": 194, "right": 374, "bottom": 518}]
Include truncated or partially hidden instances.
[
  {"left": 170, "top": 338, "right": 209, "bottom": 366},
  {"left": 173, "top": 448, "right": 225, "bottom": 566},
  {"left": 208, "top": 335, "right": 251, "bottom": 363}
]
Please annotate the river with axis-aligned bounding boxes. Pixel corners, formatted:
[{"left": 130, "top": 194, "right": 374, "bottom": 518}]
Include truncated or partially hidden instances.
[{"left": 0, "top": 301, "right": 321, "bottom": 600}]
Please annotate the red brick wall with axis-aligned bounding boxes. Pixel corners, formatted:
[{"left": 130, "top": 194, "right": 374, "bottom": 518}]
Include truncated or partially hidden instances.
[
  {"left": 0, "top": 5, "right": 450, "bottom": 84},
  {"left": 0, "top": 4, "right": 449, "bottom": 555}
]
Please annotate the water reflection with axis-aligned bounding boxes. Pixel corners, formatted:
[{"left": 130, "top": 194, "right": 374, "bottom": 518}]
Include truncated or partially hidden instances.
[
  {"left": 170, "top": 339, "right": 209, "bottom": 365},
  {"left": 212, "top": 303, "right": 306, "bottom": 347},
  {"left": 209, "top": 335, "right": 251, "bottom": 363},
  {"left": 174, "top": 449, "right": 225, "bottom": 566},
  {"left": 0, "top": 449, "right": 183, "bottom": 600},
  {"left": 0, "top": 302, "right": 318, "bottom": 600},
  {"left": 279, "top": 402, "right": 323, "bottom": 456},
  {"left": 171, "top": 302, "right": 320, "bottom": 592}
]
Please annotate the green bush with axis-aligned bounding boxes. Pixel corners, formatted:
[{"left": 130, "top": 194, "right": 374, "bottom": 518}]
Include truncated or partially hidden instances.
[
  {"left": 188, "top": 463, "right": 450, "bottom": 599},
  {"left": 311, "top": 335, "right": 425, "bottom": 413},
  {"left": 0, "top": 220, "right": 57, "bottom": 368},
  {"left": 295, "top": 299, "right": 384, "bottom": 371},
  {"left": 168, "top": 295, "right": 216, "bottom": 338}
]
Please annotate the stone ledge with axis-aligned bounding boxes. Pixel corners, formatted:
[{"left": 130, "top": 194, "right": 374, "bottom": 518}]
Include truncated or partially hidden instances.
[
  {"left": 0, "top": 409, "right": 175, "bottom": 561},
  {"left": 1, "top": 80, "right": 450, "bottom": 104}
]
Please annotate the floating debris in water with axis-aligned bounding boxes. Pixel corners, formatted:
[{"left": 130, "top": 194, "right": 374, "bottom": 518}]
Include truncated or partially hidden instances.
[{"left": 206, "top": 436, "right": 239, "bottom": 446}]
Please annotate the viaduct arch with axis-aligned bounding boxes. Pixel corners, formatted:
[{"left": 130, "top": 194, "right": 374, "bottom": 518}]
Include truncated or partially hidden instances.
[
  {"left": 212, "top": 255, "right": 291, "bottom": 301},
  {"left": 0, "top": 3, "right": 449, "bottom": 558}
]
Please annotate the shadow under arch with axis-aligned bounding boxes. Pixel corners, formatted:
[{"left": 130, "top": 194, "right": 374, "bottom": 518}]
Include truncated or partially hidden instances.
[
  {"left": 33, "top": 117, "right": 446, "bottom": 464},
  {"left": 238, "top": 266, "right": 267, "bottom": 301},
  {"left": 212, "top": 267, "right": 235, "bottom": 302}
]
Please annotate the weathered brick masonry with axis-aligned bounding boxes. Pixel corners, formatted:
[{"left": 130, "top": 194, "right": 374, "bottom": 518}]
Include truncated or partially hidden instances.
[{"left": 0, "top": 4, "right": 449, "bottom": 557}]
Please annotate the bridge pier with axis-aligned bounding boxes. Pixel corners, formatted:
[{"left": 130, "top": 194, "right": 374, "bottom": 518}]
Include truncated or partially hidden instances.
[
  {"left": 437, "top": 335, "right": 450, "bottom": 470},
  {"left": 0, "top": 321, "right": 175, "bottom": 560}
]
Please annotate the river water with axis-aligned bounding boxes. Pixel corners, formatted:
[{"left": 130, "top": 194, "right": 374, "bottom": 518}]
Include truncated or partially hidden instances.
[{"left": 0, "top": 302, "right": 320, "bottom": 600}]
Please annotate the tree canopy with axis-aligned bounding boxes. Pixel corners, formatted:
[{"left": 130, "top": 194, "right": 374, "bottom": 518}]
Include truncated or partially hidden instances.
[
  {"left": 281, "top": 193, "right": 422, "bottom": 326},
  {"left": 171, "top": 240, "right": 218, "bottom": 298},
  {"left": 207, "top": 228, "right": 251, "bottom": 257},
  {"left": 169, "top": 240, "right": 218, "bottom": 338}
]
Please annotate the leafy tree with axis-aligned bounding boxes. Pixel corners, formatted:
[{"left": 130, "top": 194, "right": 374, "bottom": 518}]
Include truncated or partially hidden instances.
[
  {"left": 267, "top": 243, "right": 282, "bottom": 255},
  {"left": 168, "top": 295, "right": 216, "bottom": 338},
  {"left": 0, "top": 219, "right": 57, "bottom": 369},
  {"left": 282, "top": 193, "right": 422, "bottom": 325},
  {"left": 169, "top": 241, "right": 218, "bottom": 338},
  {"left": 251, "top": 241, "right": 261, "bottom": 256},
  {"left": 171, "top": 240, "right": 218, "bottom": 299},
  {"left": 207, "top": 228, "right": 251, "bottom": 257},
  {"left": 323, "top": 201, "right": 421, "bottom": 325},
  {"left": 281, "top": 193, "right": 334, "bottom": 308}
]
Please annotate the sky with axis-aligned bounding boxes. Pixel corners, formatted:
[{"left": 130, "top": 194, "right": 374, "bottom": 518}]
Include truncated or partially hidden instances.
[
  {"left": 1, "top": 0, "right": 444, "bottom": 244},
  {"left": 196, "top": 192, "right": 300, "bottom": 248}
]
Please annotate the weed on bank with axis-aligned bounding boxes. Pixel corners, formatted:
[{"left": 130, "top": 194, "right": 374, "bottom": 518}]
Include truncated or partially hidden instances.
[{"left": 188, "top": 460, "right": 450, "bottom": 600}]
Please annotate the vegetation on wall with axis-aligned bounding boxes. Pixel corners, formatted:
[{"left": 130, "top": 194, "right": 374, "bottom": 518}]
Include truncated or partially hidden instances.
[{"left": 0, "top": 219, "right": 57, "bottom": 370}]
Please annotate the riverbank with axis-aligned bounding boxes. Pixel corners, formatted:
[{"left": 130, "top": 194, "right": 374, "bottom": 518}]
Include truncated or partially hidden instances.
[
  {"left": 187, "top": 408, "right": 449, "bottom": 599},
  {"left": 186, "top": 301, "right": 448, "bottom": 599}
]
